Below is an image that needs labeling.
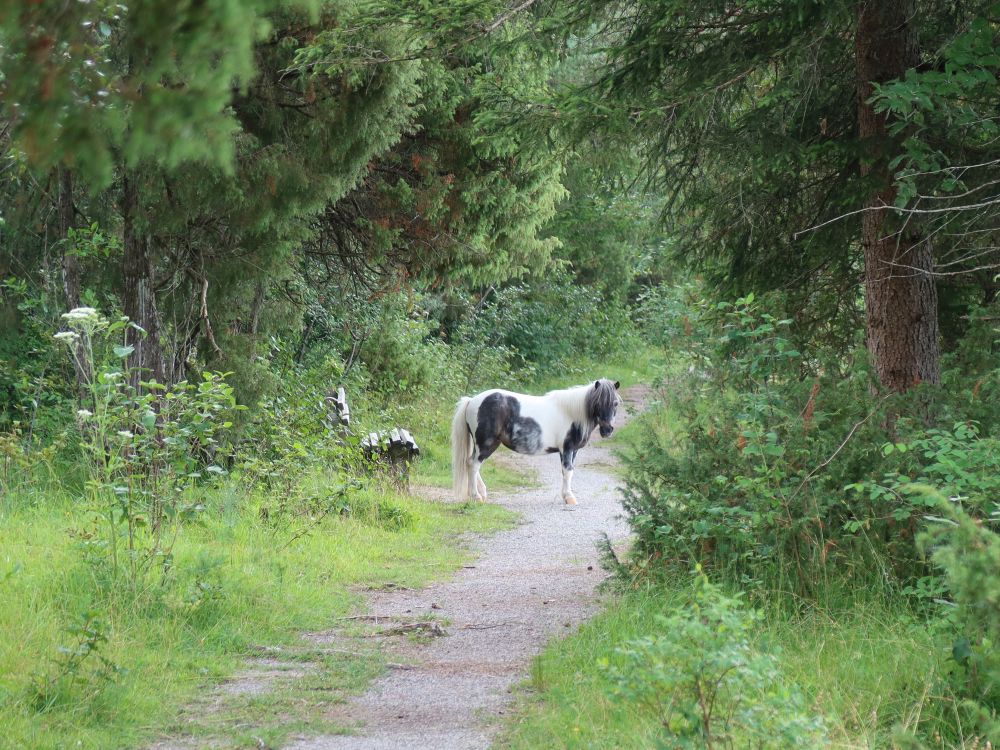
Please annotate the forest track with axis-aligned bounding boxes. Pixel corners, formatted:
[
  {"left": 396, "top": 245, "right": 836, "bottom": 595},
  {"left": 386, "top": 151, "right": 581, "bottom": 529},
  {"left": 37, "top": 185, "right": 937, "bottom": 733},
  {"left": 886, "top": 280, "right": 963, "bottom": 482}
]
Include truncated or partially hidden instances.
[{"left": 284, "top": 385, "right": 646, "bottom": 750}]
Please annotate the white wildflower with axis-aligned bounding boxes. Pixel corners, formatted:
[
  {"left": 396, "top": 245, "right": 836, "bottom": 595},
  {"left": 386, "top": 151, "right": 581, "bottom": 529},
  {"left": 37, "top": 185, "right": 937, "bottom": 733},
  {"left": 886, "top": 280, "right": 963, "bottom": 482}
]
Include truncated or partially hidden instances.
[
  {"left": 77, "top": 409, "right": 93, "bottom": 419},
  {"left": 62, "top": 307, "right": 99, "bottom": 321},
  {"left": 117, "top": 430, "right": 134, "bottom": 439},
  {"left": 53, "top": 331, "right": 80, "bottom": 342}
]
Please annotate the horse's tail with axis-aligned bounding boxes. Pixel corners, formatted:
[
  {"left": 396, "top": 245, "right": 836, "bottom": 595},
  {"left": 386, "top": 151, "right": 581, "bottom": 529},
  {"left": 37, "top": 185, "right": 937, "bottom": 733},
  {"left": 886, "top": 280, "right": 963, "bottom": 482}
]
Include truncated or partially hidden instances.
[{"left": 451, "top": 397, "right": 473, "bottom": 501}]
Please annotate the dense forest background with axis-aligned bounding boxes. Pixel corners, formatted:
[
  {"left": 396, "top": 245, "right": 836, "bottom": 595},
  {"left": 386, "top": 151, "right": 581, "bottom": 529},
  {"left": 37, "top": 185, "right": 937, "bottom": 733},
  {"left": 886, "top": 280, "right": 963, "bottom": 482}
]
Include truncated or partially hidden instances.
[{"left": 2, "top": 1, "right": 1000, "bottom": 748}]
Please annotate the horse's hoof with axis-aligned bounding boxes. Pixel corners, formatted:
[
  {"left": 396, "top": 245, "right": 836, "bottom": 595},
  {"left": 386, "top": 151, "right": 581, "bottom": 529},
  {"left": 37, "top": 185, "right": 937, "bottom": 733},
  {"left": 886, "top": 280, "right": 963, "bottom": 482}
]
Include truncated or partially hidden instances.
[{"left": 564, "top": 496, "right": 578, "bottom": 506}]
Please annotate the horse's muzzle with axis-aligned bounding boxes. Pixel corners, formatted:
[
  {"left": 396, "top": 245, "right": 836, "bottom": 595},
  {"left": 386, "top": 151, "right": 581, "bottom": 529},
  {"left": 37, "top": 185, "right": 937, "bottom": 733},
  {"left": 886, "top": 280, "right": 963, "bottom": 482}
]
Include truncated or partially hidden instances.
[{"left": 599, "top": 425, "right": 613, "bottom": 438}]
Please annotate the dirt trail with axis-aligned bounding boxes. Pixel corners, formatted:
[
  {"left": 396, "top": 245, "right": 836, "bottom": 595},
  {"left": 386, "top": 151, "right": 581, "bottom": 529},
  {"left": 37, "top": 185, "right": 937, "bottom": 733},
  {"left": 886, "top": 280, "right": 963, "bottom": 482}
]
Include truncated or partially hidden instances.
[{"left": 285, "top": 386, "right": 644, "bottom": 750}]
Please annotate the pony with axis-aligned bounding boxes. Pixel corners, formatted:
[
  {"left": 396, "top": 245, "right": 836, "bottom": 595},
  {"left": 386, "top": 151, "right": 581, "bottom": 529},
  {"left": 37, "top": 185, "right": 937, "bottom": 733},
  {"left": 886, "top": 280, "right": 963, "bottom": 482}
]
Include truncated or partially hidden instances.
[{"left": 451, "top": 379, "right": 621, "bottom": 505}]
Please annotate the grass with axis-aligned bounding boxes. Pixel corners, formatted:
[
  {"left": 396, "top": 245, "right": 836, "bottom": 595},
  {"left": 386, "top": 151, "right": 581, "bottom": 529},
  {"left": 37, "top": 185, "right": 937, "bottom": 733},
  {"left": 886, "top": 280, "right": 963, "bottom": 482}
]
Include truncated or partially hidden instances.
[
  {"left": 527, "top": 345, "right": 666, "bottom": 394},
  {"left": 496, "top": 578, "right": 948, "bottom": 750},
  {"left": 0, "top": 473, "right": 516, "bottom": 750}
]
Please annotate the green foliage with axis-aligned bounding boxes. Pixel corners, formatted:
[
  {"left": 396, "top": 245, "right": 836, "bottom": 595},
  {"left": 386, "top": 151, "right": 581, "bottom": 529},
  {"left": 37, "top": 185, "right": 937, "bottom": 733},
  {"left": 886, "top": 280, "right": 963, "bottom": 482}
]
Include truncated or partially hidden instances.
[
  {"left": 618, "top": 289, "right": 1000, "bottom": 593},
  {"left": 1, "top": 0, "right": 311, "bottom": 187},
  {"left": 55, "top": 307, "right": 239, "bottom": 590},
  {"left": 621, "top": 293, "right": 853, "bottom": 584},
  {"left": 30, "top": 611, "right": 121, "bottom": 714},
  {"left": 871, "top": 4, "right": 1000, "bottom": 319},
  {"left": 459, "top": 267, "right": 638, "bottom": 371},
  {"left": 846, "top": 422, "right": 1000, "bottom": 546},
  {"left": 917, "top": 490, "right": 1000, "bottom": 743},
  {"left": 605, "top": 573, "right": 826, "bottom": 749}
]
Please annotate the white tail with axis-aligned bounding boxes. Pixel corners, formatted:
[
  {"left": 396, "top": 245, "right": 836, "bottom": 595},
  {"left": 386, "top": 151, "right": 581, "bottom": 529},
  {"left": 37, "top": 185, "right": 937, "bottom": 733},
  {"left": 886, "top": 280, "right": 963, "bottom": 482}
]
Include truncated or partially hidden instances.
[{"left": 451, "top": 397, "right": 472, "bottom": 500}]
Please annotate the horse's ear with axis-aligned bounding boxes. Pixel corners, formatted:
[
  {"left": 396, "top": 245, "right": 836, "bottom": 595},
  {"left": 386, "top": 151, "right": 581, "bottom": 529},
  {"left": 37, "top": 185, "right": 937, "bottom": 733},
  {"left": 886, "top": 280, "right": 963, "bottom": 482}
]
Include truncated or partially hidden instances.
[
  {"left": 614, "top": 381, "right": 620, "bottom": 390},
  {"left": 594, "top": 381, "right": 600, "bottom": 389}
]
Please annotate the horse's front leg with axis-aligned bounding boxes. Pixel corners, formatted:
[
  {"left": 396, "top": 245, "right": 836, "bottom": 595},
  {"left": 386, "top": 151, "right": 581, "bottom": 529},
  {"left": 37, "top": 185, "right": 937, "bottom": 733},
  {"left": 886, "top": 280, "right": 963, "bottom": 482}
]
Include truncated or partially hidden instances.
[{"left": 560, "top": 450, "right": 577, "bottom": 505}]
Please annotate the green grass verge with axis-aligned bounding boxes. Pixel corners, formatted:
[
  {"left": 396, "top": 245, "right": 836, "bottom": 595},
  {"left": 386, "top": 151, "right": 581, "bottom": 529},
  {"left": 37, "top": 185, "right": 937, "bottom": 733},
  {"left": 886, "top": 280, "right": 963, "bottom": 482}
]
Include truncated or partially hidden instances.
[
  {"left": 0, "top": 481, "right": 515, "bottom": 750},
  {"left": 496, "top": 577, "right": 948, "bottom": 750}
]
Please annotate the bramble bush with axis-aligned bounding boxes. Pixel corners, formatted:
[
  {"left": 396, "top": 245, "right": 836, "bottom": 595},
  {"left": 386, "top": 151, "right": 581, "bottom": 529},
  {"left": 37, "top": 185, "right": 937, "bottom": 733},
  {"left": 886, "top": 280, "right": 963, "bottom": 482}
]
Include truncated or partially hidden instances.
[{"left": 622, "top": 293, "right": 882, "bottom": 588}]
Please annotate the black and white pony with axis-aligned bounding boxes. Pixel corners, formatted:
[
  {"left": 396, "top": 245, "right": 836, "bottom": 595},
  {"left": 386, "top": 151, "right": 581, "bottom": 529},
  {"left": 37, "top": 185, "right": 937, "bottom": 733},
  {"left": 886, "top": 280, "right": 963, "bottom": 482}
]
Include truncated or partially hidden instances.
[{"left": 451, "top": 379, "right": 621, "bottom": 505}]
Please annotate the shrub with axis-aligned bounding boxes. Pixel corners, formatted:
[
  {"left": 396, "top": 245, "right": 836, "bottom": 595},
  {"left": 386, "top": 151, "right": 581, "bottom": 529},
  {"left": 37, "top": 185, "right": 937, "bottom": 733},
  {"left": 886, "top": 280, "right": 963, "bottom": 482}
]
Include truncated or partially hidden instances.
[
  {"left": 916, "top": 489, "right": 1000, "bottom": 743},
  {"left": 618, "top": 290, "right": 999, "bottom": 592},
  {"left": 605, "top": 572, "right": 827, "bottom": 749},
  {"left": 54, "top": 307, "right": 239, "bottom": 590},
  {"left": 619, "top": 293, "right": 880, "bottom": 586}
]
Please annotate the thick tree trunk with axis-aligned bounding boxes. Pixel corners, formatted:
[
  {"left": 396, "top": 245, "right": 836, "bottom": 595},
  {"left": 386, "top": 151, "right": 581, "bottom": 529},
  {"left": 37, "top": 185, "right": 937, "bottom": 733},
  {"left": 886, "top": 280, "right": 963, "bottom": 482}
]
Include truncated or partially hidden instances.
[
  {"left": 856, "top": 0, "right": 940, "bottom": 391},
  {"left": 122, "top": 170, "right": 166, "bottom": 390}
]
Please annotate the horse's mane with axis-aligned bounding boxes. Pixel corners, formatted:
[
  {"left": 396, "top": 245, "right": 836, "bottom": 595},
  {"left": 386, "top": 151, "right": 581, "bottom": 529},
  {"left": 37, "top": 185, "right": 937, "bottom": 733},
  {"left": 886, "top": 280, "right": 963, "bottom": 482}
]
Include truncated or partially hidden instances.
[
  {"left": 584, "top": 379, "right": 619, "bottom": 422},
  {"left": 547, "top": 379, "right": 617, "bottom": 425}
]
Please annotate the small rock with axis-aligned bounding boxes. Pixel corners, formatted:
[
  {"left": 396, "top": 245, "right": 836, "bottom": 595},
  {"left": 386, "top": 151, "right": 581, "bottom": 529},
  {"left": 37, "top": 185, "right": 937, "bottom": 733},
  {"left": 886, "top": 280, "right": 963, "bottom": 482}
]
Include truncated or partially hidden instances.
[{"left": 431, "top": 602, "right": 441, "bottom": 610}]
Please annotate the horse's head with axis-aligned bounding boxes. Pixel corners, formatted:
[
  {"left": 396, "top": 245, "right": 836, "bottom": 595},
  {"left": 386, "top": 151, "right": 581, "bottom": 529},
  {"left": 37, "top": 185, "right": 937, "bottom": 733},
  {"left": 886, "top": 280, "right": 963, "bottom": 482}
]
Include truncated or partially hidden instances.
[{"left": 588, "top": 379, "right": 621, "bottom": 437}]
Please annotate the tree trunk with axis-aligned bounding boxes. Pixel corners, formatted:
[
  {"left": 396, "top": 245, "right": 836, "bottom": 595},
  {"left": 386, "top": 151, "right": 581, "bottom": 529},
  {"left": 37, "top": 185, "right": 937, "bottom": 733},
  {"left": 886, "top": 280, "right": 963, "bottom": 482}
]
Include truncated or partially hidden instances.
[
  {"left": 248, "top": 281, "right": 265, "bottom": 337},
  {"left": 122, "top": 170, "right": 166, "bottom": 390},
  {"left": 856, "top": 0, "right": 940, "bottom": 392},
  {"left": 57, "top": 166, "right": 92, "bottom": 389},
  {"left": 58, "top": 166, "right": 81, "bottom": 311}
]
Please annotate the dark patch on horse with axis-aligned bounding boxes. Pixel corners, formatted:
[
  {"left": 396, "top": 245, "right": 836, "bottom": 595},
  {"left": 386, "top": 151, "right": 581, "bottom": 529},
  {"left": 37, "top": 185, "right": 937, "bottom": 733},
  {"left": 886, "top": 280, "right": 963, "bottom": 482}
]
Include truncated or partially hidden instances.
[
  {"left": 564, "top": 421, "right": 584, "bottom": 450},
  {"left": 475, "top": 392, "right": 543, "bottom": 458},
  {"left": 510, "top": 415, "right": 543, "bottom": 454},
  {"left": 561, "top": 422, "right": 584, "bottom": 470},
  {"left": 545, "top": 447, "right": 559, "bottom": 454},
  {"left": 474, "top": 392, "right": 506, "bottom": 461}
]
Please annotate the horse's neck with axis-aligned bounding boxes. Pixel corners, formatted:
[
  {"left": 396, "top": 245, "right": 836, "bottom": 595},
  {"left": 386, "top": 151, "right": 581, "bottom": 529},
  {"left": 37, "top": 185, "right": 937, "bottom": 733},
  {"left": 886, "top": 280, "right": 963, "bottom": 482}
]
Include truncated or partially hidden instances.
[{"left": 552, "top": 387, "right": 592, "bottom": 427}]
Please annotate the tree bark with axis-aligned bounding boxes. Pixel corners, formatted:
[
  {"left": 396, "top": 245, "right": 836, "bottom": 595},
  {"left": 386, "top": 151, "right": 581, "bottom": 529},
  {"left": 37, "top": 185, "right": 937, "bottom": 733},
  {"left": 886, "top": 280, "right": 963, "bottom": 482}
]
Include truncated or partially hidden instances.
[
  {"left": 58, "top": 166, "right": 81, "bottom": 311},
  {"left": 248, "top": 281, "right": 265, "bottom": 337},
  {"left": 57, "top": 166, "right": 93, "bottom": 389},
  {"left": 122, "top": 170, "right": 166, "bottom": 390},
  {"left": 856, "top": 0, "right": 940, "bottom": 391}
]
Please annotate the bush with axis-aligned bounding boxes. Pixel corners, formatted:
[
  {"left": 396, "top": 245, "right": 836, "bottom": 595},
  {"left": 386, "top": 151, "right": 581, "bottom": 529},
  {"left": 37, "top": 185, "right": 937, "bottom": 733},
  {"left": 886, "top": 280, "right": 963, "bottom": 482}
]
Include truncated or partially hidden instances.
[
  {"left": 468, "top": 268, "right": 638, "bottom": 371},
  {"left": 915, "top": 490, "right": 1000, "bottom": 743},
  {"left": 619, "top": 290, "right": 1000, "bottom": 593},
  {"left": 54, "top": 307, "right": 240, "bottom": 590},
  {"left": 621, "top": 293, "right": 876, "bottom": 587},
  {"left": 605, "top": 571, "right": 827, "bottom": 749}
]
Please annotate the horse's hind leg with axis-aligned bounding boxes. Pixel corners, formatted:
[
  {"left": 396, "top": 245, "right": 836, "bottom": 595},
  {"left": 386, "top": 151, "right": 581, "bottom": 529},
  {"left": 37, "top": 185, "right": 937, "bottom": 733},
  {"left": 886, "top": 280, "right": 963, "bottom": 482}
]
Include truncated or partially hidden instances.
[
  {"left": 467, "top": 457, "right": 484, "bottom": 501},
  {"left": 469, "top": 459, "right": 490, "bottom": 502},
  {"left": 560, "top": 450, "right": 578, "bottom": 505},
  {"left": 470, "top": 440, "right": 499, "bottom": 502},
  {"left": 466, "top": 452, "right": 491, "bottom": 502}
]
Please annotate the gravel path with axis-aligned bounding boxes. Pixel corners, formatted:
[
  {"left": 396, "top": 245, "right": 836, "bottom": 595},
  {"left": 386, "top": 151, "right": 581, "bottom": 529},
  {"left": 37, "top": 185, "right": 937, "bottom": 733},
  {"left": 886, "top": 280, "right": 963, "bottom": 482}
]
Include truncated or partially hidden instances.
[{"left": 285, "top": 388, "right": 641, "bottom": 750}]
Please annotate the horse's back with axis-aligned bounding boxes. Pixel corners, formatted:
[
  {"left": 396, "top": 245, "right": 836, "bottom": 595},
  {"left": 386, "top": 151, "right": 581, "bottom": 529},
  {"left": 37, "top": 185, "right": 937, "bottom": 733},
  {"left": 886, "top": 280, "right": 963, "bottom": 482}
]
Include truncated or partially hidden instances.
[{"left": 466, "top": 387, "right": 574, "bottom": 456}]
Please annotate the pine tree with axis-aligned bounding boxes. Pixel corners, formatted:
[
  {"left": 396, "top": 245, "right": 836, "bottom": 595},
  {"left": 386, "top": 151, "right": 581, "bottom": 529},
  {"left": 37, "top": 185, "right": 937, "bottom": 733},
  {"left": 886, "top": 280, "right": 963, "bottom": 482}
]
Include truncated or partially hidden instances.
[{"left": 588, "top": 0, "right": 994, "bottom": 391}]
